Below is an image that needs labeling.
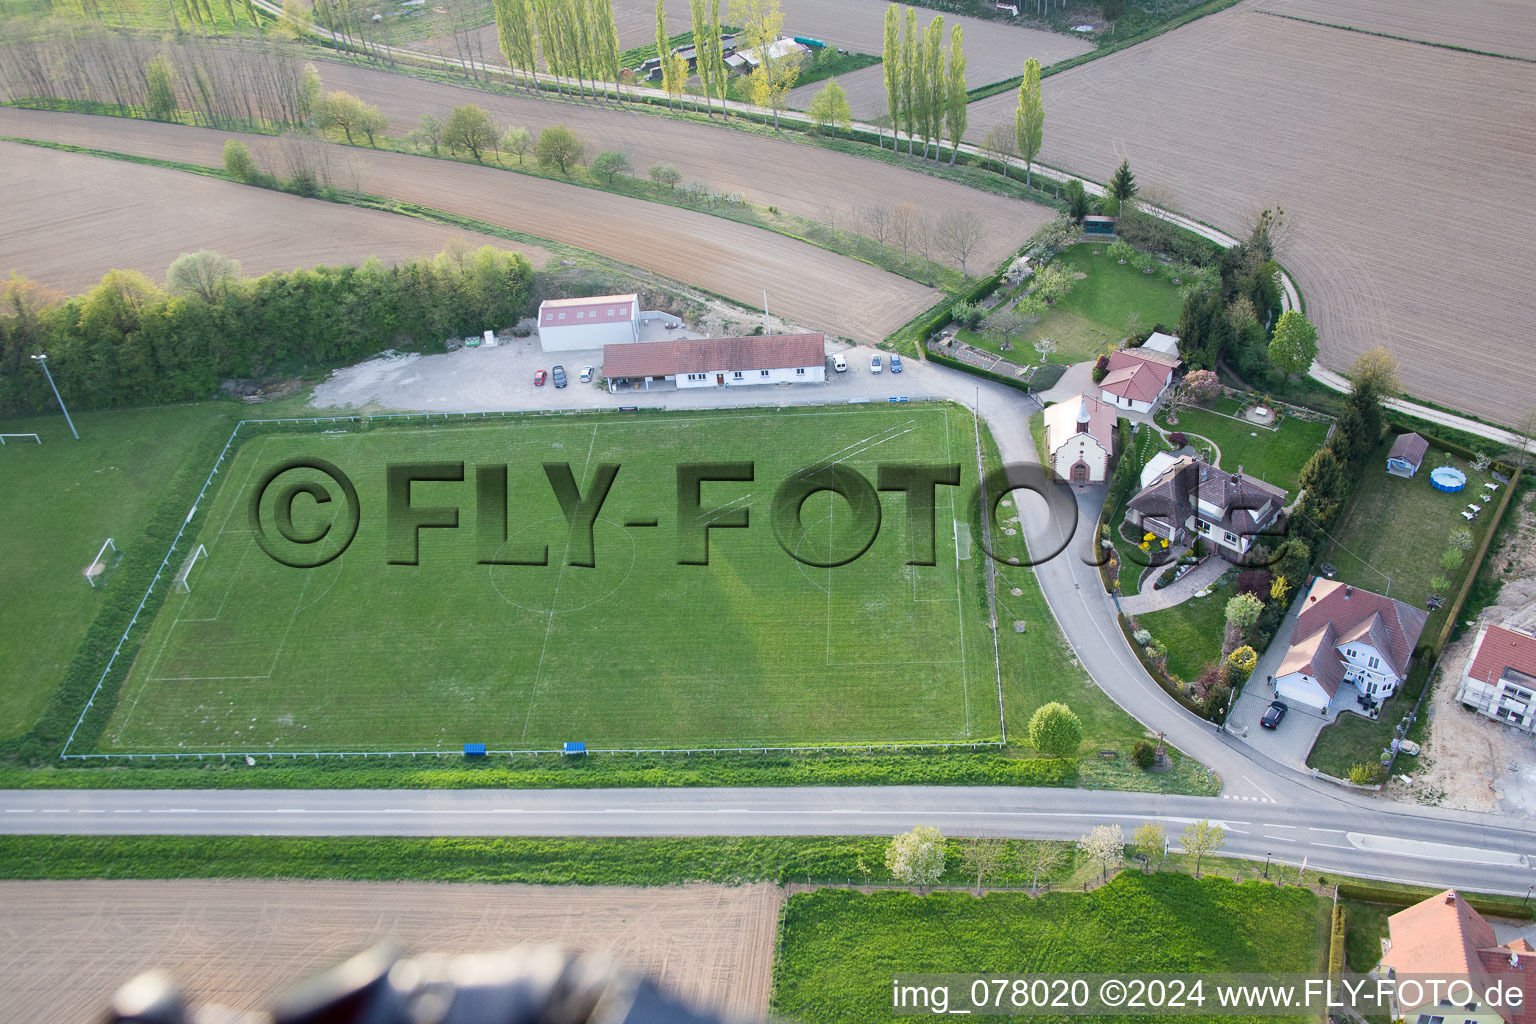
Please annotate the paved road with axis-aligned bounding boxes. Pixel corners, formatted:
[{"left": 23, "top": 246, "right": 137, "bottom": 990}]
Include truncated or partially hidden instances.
[{"left": 4, "top": 787, "right": 1533, "bottom": 894}]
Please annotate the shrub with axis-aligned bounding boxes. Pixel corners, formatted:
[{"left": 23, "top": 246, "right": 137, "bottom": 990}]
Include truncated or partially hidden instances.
[
  {"left": 1028, "top": 702, "right": 1083, "bottom": 758},
  {"left": 648, "top": 163, "right": 682, "bottom": 188},
  {"left": 1347, "top": 763, "right": 1386, "bottom": 786},
  {"left": 1227, "top": 645, "right": 1258, "bottom": 681},
  {"left": 1092, "top": 355, "right": 1109, "bottom": 384},
  {"left": 222, "top": 139, "right": 258, "bottom": 183},
  {"left": 1167, "top": 431, "right": 1187, "bottom": 447},
  {"left": 1235, "top": 569, "right": 1272, "bottom": 599},
  {"left": 1131, "top": 739, "right": 1156, "bottom": 769}
]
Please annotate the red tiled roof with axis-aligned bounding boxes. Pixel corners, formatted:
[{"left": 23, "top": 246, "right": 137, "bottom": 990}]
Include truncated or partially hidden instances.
[
  {"left": 1294, "top": 579, "right": 1428, "bottom": 681},
  {"left": 1100, "top": 350, "right": 1173, "bottom": 403},
  {"left": 1381, "top": 890, "right": 1536, "bottom": 1023},
  {"left": 1468, "top": 625, "right": 1536, "bottom": 688},
  {"left": 1043, "top": 393, "right": 1116, "bottom": 454},
  {"left": 539, "top": 293, "right": 637, "bottom": 325},
  {"left": 1277, "top": 621, "right": 1346, "bottom": 696},
  {"left": 602, "top": 334, "right": 825, "bottom": 378}
]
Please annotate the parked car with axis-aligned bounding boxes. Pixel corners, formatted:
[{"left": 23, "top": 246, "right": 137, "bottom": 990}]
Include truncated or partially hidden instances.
[
  {"left": 533, "top": 369, "right": 547, "bottom": 386},
  {"left": 579, "top": 365, "right": 595, "bottom": 383},
  {"left": 870, "top": 355, "right": 883, "bottom": 374},
  {"left": 1260, "top": 700, "right": 1288, "bottom": 729},
  {"left": 890, "top": 353, "right": 903, "bottom": 373},
  {"left": 552, "top": 365, "right": 567, "bottom": 388},
  {"left": 832, "top": 354, "right": 847, "bottom": 372}
]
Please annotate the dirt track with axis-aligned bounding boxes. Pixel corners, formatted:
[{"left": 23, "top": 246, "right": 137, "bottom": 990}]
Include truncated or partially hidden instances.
[
  {"left": 299, "top": 59, "right": 1053, "bottom": 271},
  {"left": 0, "top": 879, "right": 782, "bottom": 1024},
  {"left": 1253, "top": 0, "right": 1536, "bottom": 60},
  {"left": 0, "top": 107, "right": 939, "bottom": 343},
  {"left": 1, "top": 142, "right": 551, "bottom": 294},
  {"left": 966, "top": 4, "right": 1536, "bottom": 425}
]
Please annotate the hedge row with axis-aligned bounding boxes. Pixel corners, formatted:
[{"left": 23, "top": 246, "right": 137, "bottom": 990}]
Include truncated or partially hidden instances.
[
  {"left": 1327, "top": 902, "right": 1347, "bottom": 977},
  {"left": 1336, "top": 880, "right": 1534, "bottom": 921},
  {"left": 1428, "top": 463, "right": 1523, "bottom": 657},
  {"left": 1388, "top": 420, "right": 1518, "bottom": 476}
]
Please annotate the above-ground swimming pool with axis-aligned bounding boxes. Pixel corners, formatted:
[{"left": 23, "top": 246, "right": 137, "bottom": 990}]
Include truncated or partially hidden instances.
[{"left": 1430, "top": 466, "right": 1467, "bottom": 492}]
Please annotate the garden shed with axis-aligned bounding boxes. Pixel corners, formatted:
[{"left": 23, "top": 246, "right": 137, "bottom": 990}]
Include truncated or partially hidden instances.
[{"left": 1386, "top": 431, "right": 1429, "bottom": 478}]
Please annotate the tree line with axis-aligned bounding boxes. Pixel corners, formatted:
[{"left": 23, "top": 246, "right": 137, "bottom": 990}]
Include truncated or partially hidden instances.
[
  {"left": 0, "top": 247, "right": 534, "bottom": 415},
  {"left": 487, "top": 0, "right": 622, "bottom": 100},
  {"left": 880, "top": 4, "right": 966, "bottom": 162}
]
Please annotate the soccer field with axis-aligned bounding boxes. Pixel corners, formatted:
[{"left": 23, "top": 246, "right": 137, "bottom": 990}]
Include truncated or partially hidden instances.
[{"left": 103, "top": 405, "right": 1008, "bottom": 753}]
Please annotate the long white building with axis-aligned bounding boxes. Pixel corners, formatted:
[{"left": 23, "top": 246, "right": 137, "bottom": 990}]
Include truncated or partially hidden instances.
[
  {"left": 603, "top": 334, "right": 826, "bottom": 392},
  {"left": 537, "top": 293, "right": 639, "bottom": 352}
]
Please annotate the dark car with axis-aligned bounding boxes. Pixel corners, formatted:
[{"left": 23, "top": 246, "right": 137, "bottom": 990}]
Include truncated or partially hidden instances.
[
  {"left": 552, "top": 365, "right": 567, "bottom": 388},
  {"left": 1260, "top": 700, "right": 1288, "bottom": 729}
]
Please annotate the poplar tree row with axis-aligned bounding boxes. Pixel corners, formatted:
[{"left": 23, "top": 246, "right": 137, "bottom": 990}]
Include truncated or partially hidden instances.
[
  {"left": 881, "top": 4, "right": 966, "bottom": 164},
  {"left": 489, "top": 0, "right": 623, "bottom": 100}
]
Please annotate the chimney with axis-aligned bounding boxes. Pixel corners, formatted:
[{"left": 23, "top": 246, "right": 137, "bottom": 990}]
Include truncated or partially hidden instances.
[
  {"left": 1445, "top": 891, "right": 1457, "bottom": 904},
  {"left": 1511, "top": 951, "right": 1521, "bottom": 969},
  {"left": 1345, "top": 586, "right": 1354, "bottom": 599}
]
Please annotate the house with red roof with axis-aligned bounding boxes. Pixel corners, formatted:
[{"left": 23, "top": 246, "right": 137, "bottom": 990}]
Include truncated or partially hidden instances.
[
  {"left": 537, "top": 293, "right": 639, "bottom": 352},
  {"left": 1043, "top": 393, "right": 1117, "bottom": 484},
  {"left": 1271, "top": 578, "right": 1428, "bottom": 712},
  {"left": 1457, "top": 623, "right": 1536, "bottom": 733},
  {"left": 1098, "top": 348, "right": 1179, "bottom": 414},
  {"left": 1377, "top": 889, "right": 1536, "bottom": 1024},
  {"left": 603, "top": 334, "right": 826, "bottom": 392}
]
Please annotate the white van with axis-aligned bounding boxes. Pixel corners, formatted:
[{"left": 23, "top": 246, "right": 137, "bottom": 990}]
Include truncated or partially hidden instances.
[{"left": 832, "top": 354, "right": 848, "bottom": 372}]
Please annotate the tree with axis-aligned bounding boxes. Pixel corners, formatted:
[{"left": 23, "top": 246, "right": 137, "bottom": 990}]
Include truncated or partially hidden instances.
[
  {"left": 1349, "top": 346, "right": 1401, "bottom": 397},
  {"left": 1014, "top": 841, "right": 1065, "bottom": 894},
  {"left": 1028, "top": 701, "right": 1082, "bottom": 758},
  {"left": 649, "top": 163, "right": 682, "bottom": 188},
  {"left": 1078, "top": 824, "right": 1123, "bottom": 883},
  {"left": 222, "top": 138, "right": 258, "bottom": 182},
  {"left": 437, "top": 104, "right": 497, "bottom": 163},
  {"left": 937, "top": 208, "right": 983, "bottom": 277},
  {"left": 145, "top": 54, "right": 177, "bottom": 121},
  {"left": 980, "top": 122, "right": 1017, "bottom": 178},
  {"left": 590, "top": 149, "right": 631, "bottom": 183},
  {"left": 944, "top": 25, "right": 966, "bottom": 165},
  {"left": 1029, "top": 263, "right": 1074, "bottom": 305},
  {"left": 1165, "top": 367, "right": 1219, "bottom": 421},
  {"left": 404, "top": 113, "right": 444, "bottom": 155},
  {"left": 535, "top": 124, "right": 585, "bottom": 174},
  {"left": 1181, "top": 819, "right": 1225, "bottom": 877},
  {"left": 166, "top": 250, "right": 242, "bottom": 304},
  {"left": 959, "top": 836, "right": 1008, "bottom": 896},
  {"left": 1297, "top": 447, "right": 1346, "bottom": 504},
  {"left": 1268, "top": 309, "right": 1319, "bottom": 378},
  {"left": 688, "top": 0, "right": 713, "bottom": 116},
  {"left": 986, "top": 308, "right": 1029, "bottom": 351},
  {"left": 1064, "top": 178, "right": 1089, "bottom": 223},
  {"left": 919, "top": 15, "right": 943, "bottom": 159},
  {"left": 314, "top": 91, "right": 383, "bottom": 146},
  {"left": 1101, "top": 0, "right": 1126, "bottom": 29},
  {"left": 1225, "top": 592, "right": 1263, "bottom": 634},
  {"left": 278, "top": 0, "right": 313, "bottom": 38},
  {"left": 1014, "top": 56, "right": 1043, "bottom": 186},
  {"left": 500, "top": 125, "right": 531, "bottom": 165},
  {"left": 882, "top": 2, "right": 901, "bottom": 151},
  {"left": 900, "top": 5, "right": 918, "bottom": 154},
  {"left": 807, "top": 77, "right": 853, "bottom": 132},
  {"left": 1108, "top": 159, "right": 1138, "bottom": 210},
  {"left": 885, "top": 825, "right": 947, "bottom": 893},
  {"left": 1227, "top": 645, "right": 1258, "bottom": 681},
  {"left": 663, "top": 51, "right": 689, "bottom": 106},
  {"left": 891, "top": 202, "right": 921, "bottom": 265},
  {"left": 492, "top": 0, "right": 538, "bottom": 90},
  {"left": 1131, "top": 822, "right": 1165, "bottom": 871},
  {"left": 738, "top": 0, "right": 801, "bottom": 130}
]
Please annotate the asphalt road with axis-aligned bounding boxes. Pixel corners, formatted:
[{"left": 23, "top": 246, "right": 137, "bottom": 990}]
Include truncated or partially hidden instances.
[{"left": 3, "top": 786, "right": 1533, "bottom": 894}]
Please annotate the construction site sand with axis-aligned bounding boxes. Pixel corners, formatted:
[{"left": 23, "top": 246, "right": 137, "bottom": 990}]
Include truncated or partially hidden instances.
[
  {"left": 0, "top": 879, "right": 782, "bottom": 1024},
  {"left": 1, "top": 142, "right": 551, "bottom": 294},
  {"left": 966, "top": 5, "right": 1536, "bottom": 425},
  {"left": 1253, "top": 0, "right": 1536, "bottom": 61},
  {"left": 0, "top": 108, "right": 938, "bottom": 343},
  {"left": 299, "top": 59, "right": 1055, "bottom": 274}
]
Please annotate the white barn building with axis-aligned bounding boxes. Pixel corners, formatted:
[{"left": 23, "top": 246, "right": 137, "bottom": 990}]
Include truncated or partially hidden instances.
[
  {"left": 604, "top": 334, "right": 826, "bottom": 392},
  {"left": 537, "top": 293, "right": 639, "bottom": 352}
]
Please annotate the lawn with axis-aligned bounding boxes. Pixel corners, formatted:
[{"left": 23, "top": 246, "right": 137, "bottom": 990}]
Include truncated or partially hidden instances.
[
  {"left": 1156, "top": 406, "right": 1332, "bottom": 500},
  {"left": 961, "top": 243, "right": 1186, "bottom": 366},
  {"left": 96, "top": 403, "right": 1132, "bottom": 755},
  {"left": 1307, "top": 661, "right": 1432, "bottom": 778},
  {"left": 1340, "top": 899, "right": 1393, "bottom": 974},
  {"left": 0, "top": 402, "right": 238, "bottom": 741},
  {"left": 1135, "top": 577, "right": 1236, "bottom": 683},
  {"left": 772, "top": 871, "right": 1330, "bottom": 1024},
  {"left": 1319, "top": 439, "right": 1502, "bottom": 647}
]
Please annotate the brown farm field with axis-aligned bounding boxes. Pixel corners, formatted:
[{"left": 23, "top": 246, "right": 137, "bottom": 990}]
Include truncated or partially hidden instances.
[
  {"left": 966, "top": 5, "right": 1536, "bottom": 426},
  {"left": 0, "top": 108, "right": 941, "bottom": 343},
  {"left": 0, "top": 879, "right": 782, "bottom": 1024},
  {"left": 289, "top": 59, "right": 1056, "bottom": 270},
  {"left": 1253, "top": 0, "right": 1536, "bottom": 60},
  {"left": 0, "top": 142, "right": 552, "bottom": 294}
]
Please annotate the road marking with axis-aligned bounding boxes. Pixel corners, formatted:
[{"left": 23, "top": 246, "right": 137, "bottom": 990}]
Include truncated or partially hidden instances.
[
  {"left": 1346, "top": 832, "right": 1528, "bottom": 867},
  {"left": 1263, "top": 835, "right": 1297, "bottom": 843},
  {"left": 1265, "top": 824, "right": 1296, "bottom": 829},
  {"left": 3, "top": 809, "right": 35, "bottom": 814},
  {"left": 164, "top": 808, "right": 199, "bottom": 813},
  {"left": 112, "top": 809, "right": 141, "bottom": 814},
  {"left": 1242, "top": 775, "right": 1276, "bottom": 802}
]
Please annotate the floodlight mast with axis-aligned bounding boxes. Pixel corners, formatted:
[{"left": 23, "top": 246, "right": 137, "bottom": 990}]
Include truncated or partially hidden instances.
[{"left": 30, "top": 353, "right": 78, "bottom": 440}]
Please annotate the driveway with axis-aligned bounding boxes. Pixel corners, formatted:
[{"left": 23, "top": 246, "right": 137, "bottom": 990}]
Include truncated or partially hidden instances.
[{"left": 1226, "top": 590, "right": 1325, "bottom": 770}]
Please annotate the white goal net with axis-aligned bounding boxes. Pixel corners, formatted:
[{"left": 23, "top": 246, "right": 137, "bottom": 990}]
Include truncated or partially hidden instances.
[
  {"left": 84, "top": 538, "right": 119, "bottom": 588},
  {"left": 173, "top": 544, "right": 207, "bottom": 594}
]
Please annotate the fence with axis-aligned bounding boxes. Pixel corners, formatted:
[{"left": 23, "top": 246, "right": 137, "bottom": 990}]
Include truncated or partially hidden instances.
[{"left": 60, "top": 740, "right": 1008, "bottom": 762}]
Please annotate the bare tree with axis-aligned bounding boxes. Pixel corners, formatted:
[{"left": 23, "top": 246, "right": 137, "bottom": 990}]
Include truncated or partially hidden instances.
[
  {"left": 959, "top": 837, "right": 1009, "bottom": 897},
  {"left": 862, "top": 205, "right": 893, "bottom": 253},
  {"left": 980, "top": 122, "right": 1017, "bottom": 179},
  {"left": 986, "top": 307, "right": 1028, "bottom": 351},
  {"left": 1013, "top": 841, "right": 1065, "bottom": 895},
  {"left": 891, "top": 202, "right": 920, "bottom": 265},
  {"left": 937, "top": 208, "right": 983, "bottom": 277}
]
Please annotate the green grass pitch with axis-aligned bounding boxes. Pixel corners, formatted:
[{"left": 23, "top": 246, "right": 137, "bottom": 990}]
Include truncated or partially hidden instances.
[{"left": 104, "top": 405, "right": 1012, "bottom": 753}]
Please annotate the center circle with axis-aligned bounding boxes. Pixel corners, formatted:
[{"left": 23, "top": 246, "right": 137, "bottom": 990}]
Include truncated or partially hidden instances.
[{"left": 488, "top": 515, "right": 636, "bottom": 614}]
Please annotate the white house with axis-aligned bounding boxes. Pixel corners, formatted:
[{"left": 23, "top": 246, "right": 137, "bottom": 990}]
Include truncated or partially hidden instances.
[
  {"left": 537, "top": 293, "right": 639, "bottom": 352},
  {"left": 1272, "top": 579, "right": 1428, "bottom": 712},
  {"left": 1124, "top": 457, "right": 1285, "bottom": 559},
  {"left": 1098, "top": 348, "right": 1178, "bottom": 413},
  {"left": 1043, "top": 393, "right": 1116, "bottom": 484},
  {"left": 1377, "top": 890, "right": 1536, "bottom": 1024},
  {"left": 1457, "top": 623, "right": 1536, "bottom": 733},
  {"left": 604, "top": 334, "right": 826, "bottom": 392}
]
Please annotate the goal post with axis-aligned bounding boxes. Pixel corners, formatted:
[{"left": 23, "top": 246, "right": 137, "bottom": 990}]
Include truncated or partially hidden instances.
[
  {"left": 173, "top": 544, "right": 208, "bottom": 594},
  {"left": 0, "top": 433, "right": 41, "bottom": 445},
  {"left": 84, "top": 538, "right": 120, "bottom": 588}
]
